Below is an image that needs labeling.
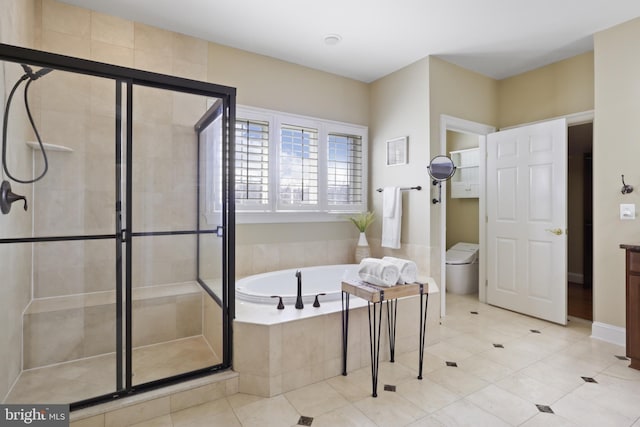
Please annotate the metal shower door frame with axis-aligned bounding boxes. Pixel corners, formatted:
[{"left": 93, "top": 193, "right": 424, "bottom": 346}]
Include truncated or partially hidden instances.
[{"left": 0, "top": 43, "right": 236, "bottom": 410}]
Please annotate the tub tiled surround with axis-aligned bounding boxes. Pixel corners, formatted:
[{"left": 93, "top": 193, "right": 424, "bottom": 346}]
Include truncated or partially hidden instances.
[
  {"left": 368, "top": 238, "right": 431, "bottom": 277},
  {"left": 235, "top": 238, "right": 356, "bottom": 278},
  {"left": 236, "top": 238, "right": 431, "bottom": 279},
  {"left": 233, "top": 286, "right": 440, "bottom": 398}
]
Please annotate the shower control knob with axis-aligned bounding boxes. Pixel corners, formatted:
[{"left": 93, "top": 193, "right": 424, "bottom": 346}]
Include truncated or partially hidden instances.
[{"left": 0, "top": 180, "right": 28, "bottom": 214}]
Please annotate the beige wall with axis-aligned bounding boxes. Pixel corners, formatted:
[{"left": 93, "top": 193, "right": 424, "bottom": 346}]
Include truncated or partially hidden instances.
[
  {"left": 205, "top": 20, "right": 370, "bottom": 271},
  {"left": 428, "top": 56, "right": 498, "bottom": 287},
  {"left": 593, "top": 17, "right": 640, "bottom": 328},
  {"left": 207, "top": 24, "right": 370, "bottom": 274},
  {"left": 446, "top": 131, "right": 479, "bottom": 249},
  {"left": 207, "top": 43, "right": 369, "bottom": 126},
  {"left": 368, "top": 58, "right": 431, "bottom": 274},
  {"left": 497, "top": 52, "right": 594, "bottom": 128},
  {"left": 5, "top": 0, "right": 628, "bottom": 354},
  {"left": 0, "top": 0, "right": 36, "bottom": 403},
  {"left": 29, "top": 0, "right": 371, "bottom": 283}
]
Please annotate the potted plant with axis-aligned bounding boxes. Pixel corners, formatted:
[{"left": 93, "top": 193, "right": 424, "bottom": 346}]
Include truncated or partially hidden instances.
[{"left": 349, "top": 211, "right": 375, "bottom": 262}]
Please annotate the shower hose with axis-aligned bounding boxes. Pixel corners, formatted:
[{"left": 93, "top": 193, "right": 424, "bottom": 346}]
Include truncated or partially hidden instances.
[{"left": 2, "top": 64, "right": 52, "bottom": 184}]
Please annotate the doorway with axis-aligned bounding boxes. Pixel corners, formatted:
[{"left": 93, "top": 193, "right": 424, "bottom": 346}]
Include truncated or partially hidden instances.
[
  {"left": 440, "top": 113, "right": 594, "bottom": 321},
  {"left": 439, "top": 116, "right": 495, "bottom": 316},
  {"left": 567, "top": 122, "right": 593, "bottom": 320}
]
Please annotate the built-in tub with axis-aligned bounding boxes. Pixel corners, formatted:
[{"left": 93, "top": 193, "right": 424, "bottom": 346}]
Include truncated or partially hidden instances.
[
  {"left": 233, "top": 265, "right": 441, "bottom": 397},
  {"left": 236, "top": 264, "right": 360, "bottom": 305}
]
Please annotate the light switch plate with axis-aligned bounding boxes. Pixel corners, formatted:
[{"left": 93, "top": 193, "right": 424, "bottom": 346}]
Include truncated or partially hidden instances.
[{"left": 620, "top": 203, "right": 636, "bottom": 220}]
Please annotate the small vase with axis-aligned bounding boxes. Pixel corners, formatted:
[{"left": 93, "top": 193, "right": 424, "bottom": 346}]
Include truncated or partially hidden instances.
[{"left": 355, "top": 232, "right": 370, "bottom": 263}]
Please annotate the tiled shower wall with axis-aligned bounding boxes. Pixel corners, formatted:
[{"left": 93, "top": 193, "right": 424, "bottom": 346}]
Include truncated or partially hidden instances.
[
  {"left": 31, "top": 0, "right": 212, "bottom": 298},
  {"left": 0, "top": 0, "right": 37, "bottom": 402},
  {"left": 15, "top": 0, "right": 221, "bottom": 370}
]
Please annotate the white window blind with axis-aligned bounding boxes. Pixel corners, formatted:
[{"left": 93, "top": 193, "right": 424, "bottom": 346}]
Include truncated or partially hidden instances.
[
  {"left": 327, "top": 133, "right": 363, "bottom": 206},
  {"left": 279, "top": 124, "right": 318, "bottom": 206},
  {"left": 233, "top": 105, "right": 368, "bottom": 222},
  {"left": 235, "top": 118, "right": 269, "bottom": 206}
]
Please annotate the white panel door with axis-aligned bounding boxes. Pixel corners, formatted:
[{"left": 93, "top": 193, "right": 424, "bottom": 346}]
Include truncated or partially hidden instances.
[{"left": 486, "top": 119, "right": 567, "bottom": 325}]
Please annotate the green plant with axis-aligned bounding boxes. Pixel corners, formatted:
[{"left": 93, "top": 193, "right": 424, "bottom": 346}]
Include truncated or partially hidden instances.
[{"left": 349, "top": 211, "right": 375, "bottom": 232}]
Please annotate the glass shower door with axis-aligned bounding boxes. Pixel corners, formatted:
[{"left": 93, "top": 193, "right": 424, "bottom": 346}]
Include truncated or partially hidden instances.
[
  {"left": 129, "top": 86, "right": 227, "bottom": 386},
  {"left": 0, "top": 61, "right": 124, "bottom": 404},
  {"left": 1, "top": 43, "right": 235, "bottom": 407},
  {"left": 196, "top": 99, "right": 230, "bottom": 364}
]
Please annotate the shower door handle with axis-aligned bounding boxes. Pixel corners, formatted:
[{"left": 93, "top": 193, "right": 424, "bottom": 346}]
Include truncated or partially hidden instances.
[{"left": 216, "top": 226, "right": 224, "bottom": 237}]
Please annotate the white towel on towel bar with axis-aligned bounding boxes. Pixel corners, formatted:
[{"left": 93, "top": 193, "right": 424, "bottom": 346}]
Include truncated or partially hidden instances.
[
  {"left": 382, "top": 256, "right": 417, "bottom": 284},
  {"left": 381, "top": 186, "right": 402, "bottom": 249},
  {"left": 358, "top": 258, "right": 400, "bottom": 287}
]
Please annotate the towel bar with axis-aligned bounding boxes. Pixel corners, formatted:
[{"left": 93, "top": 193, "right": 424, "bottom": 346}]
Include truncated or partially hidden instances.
[{"left": 376, "top": 186, "right": 421, "bottom": 192}]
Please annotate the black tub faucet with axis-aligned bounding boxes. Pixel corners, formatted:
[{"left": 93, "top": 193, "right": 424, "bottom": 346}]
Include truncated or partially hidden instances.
[{"left": 295, "top": 270, "right": 304, "bottom": 309}]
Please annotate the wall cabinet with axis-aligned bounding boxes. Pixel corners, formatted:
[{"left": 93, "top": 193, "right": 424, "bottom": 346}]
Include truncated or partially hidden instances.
[
  {"left": 621, "top": 244, "right": 640, "bottom": 370},
  {"left": 450, "top": 148, "right": 479, "bottom": 198}
]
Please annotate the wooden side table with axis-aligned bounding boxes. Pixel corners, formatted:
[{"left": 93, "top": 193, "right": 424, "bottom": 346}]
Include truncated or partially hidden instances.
[{"left": 341, "top": 279, "right": 430, "bottom": 397}]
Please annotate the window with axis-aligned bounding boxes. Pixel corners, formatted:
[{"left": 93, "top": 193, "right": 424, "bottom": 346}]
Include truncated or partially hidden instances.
[
  {"left": 235, "top": 118, "right": 269, "bottom": 207},
  {"left": 234, "top": 106, "right": 367, "bottom": 222},
  {"left": 327, "top": 133, "right": 363, "bottom": 207},
  {"left": 279, "top": 124, "right": 319, "bottom": 208}
]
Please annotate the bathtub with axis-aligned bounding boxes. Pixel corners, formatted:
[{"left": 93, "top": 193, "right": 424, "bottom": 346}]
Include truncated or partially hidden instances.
[{"left": 236, "top": 264, "right": 360, "bottom": 305}]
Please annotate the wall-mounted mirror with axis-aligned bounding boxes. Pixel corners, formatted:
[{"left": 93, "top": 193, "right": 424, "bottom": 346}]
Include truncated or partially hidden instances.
[
  {"left": 427, "top": 155, "right": 456, "bottom": 204},
  {"left": 427, "top": 155, "right": 456, "bottom": 181}
]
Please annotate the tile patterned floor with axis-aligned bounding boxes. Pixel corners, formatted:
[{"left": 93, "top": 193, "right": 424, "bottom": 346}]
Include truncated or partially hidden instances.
[{"left": 132, "top": 293, "right": 640, "bottom": 427}]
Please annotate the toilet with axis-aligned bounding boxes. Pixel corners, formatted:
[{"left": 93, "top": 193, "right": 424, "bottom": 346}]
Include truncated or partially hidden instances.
[{"left": 445, "top": 242, "right": 479, "bottom": 294}]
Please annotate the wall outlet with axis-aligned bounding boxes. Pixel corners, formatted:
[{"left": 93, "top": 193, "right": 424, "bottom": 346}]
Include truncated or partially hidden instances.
[{"left": 620, "top": 203, "right": 636, "bottom": 220}]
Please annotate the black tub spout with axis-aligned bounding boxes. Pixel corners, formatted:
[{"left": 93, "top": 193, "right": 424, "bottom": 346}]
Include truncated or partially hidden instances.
[{"left": 295, "top": 270, "right": 304, "bottom": 309}]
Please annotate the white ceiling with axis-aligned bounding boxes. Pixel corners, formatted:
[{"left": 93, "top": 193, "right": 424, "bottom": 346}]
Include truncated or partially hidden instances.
[{"left": 61, "top": 0, "right": 640, "bottom": 82}]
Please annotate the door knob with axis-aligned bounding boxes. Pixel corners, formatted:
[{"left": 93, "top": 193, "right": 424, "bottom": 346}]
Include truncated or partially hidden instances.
[{"left": 545, "top": 228, "right": 563, "bottom": 236}]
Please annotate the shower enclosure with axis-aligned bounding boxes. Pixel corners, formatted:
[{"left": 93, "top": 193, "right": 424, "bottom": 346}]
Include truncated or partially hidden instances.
[{"left": 0, "top": 44, "right": 235, "bottom": 409}]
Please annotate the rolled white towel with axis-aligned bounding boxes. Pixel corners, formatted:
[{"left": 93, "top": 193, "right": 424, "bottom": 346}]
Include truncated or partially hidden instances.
[
  {"left": 382, "top": 256, "right": 417, "bottom": 284},
  {"left": 358, "top": 258, "right": 400, "bottom": 287}
]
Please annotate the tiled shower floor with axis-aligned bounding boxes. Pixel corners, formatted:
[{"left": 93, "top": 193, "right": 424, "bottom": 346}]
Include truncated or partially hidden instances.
[{"left": 4, "top": 336, "right": 220, "bottom": 404}]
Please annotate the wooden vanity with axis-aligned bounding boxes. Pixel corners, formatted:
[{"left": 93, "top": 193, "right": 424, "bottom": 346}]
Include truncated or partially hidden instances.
[{"left": 620, "top": 244, "right": 640, "bottom": 370}]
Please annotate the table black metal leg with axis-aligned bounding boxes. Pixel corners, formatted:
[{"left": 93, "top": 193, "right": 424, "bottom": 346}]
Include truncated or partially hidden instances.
[
  {"left": 386, "top": 299, "right": 398, "bottom": 363},
  {"left": 341, "top": 291, "right": 350, "bottom": 376},
  {"left": 368, "top": 301, "right": 383, "bottom": 397},
  {"left": 418, "top": 290, "right": 429, "bottom": 380}
]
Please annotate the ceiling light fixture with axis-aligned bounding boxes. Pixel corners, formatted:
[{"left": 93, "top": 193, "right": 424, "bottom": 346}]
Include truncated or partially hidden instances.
[{"left": 323, "top": 34, "right": 342, "bottom": 46}]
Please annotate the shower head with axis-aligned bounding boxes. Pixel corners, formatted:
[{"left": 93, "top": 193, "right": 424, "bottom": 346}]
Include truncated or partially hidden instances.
[{"left": 20, "top": 63, "right": 53, "bottom": 81}]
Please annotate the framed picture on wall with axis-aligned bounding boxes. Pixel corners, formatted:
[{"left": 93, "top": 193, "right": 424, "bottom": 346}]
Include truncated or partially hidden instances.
[{"left": 386, "top": 136, "right": 407, "bottom": 166}]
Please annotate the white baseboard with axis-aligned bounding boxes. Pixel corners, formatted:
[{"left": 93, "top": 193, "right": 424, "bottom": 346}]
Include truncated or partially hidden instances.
[
  {"left": 591, "top": 321, "right": 626, "bottom": 348},
  {"left": 568, "top": 272, "right": 584, "bottom": 284}
]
